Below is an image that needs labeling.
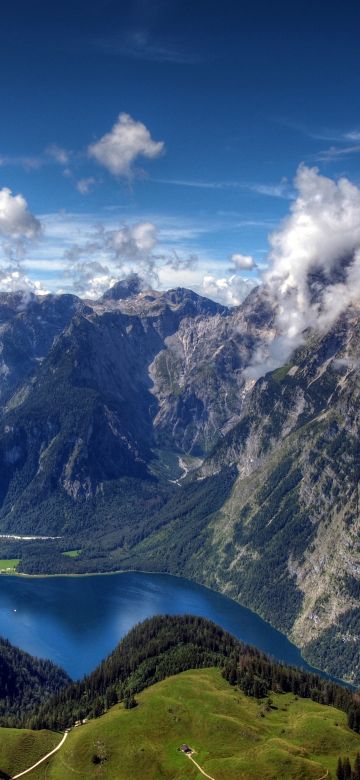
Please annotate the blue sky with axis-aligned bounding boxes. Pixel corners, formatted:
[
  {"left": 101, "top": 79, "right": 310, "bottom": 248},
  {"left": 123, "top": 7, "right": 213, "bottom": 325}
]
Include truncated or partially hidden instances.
[{"left": 1, "top": 0, "right": 360, "bottom": 302}]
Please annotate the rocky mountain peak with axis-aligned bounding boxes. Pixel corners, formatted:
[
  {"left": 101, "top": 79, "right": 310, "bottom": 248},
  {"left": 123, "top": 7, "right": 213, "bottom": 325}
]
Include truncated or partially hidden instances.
[
  {"left": 102, "top": 274, "right": 144, "bottom": 301},
  {"left": 163, "top": 287, "right": 228, "bottom": 316}
]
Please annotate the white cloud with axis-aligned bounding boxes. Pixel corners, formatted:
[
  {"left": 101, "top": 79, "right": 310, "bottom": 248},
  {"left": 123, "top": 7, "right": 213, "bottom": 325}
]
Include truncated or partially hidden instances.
[
  {"left": 0, "top": 155, "right": 43, "bottom": 171},
  {"left": 112, "top": 221, "right": 157, "bottom": 253},
  {"left": 65, "top": 221, "right": 160, "bottom": 296},
  {"left": 155, "top": 178, "right": 291, "bottom": 198},
  {"left": 230, "top": 253, "right": 256, "bottom": 270},
  {"left": 163, "top": 250, "right": 198, "bottom": 271},
  {"left": 344, "top": 130, "right": 360, "bottom": 142},
  {"left": 25, "top": 209, "right": 264, "bottom": 299},
  {"left": 25, "top": 258, "right": 67, "bottom": 272},
  {"left": 88, "top": 113, "right": 164, "bottom": 177},
  {"left": 0, "top": 270, "right": 46, "bottom": 295},
  {"left": 0, "top": 188, "right": 41, "bottom": 240},
  {"left": 202, "top": 273, "right": 256, "bottom": 306},
  {"left": 0, "top": 188, "right": 43, "bottom": 295},
  {"left": 247, "top": 164, "right": 360, "bottom": 376},
  {"left": 76, "top": 177, "right": 96, "bottom": 194},
  {"left": 62, "top": 218, "right": 220, "bottom": 298},
  {"left": 316, "top": 143, "right": 360, "bottom": 161},
  {"left": 65, "top": 259, "right": 114, "bottom": 299},
  {"left": 45, "top": 144, "right": 70, "bottom": 165}
]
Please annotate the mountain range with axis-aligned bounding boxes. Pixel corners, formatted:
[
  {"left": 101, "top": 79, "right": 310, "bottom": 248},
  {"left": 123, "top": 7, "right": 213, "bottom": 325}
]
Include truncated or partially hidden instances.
[{"left": 0, "top": 274, "right": 359, "bottom": 684}]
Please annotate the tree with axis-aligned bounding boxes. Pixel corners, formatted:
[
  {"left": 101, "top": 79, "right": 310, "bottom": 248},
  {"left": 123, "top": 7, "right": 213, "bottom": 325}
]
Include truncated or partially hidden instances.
[
  {"left": 343, "top": 756, "right": 352, "bottom": 780},
  {"left": 123, "top": 692, "right": 137, "bottom": 710},
  {"left": 336, "top": 757, "right": 344, "bottom": 780},
  {"left": 353, "top": 752, "right": 360, "bottom": 780},
  {"left": 105, "top": 686, "right": 117, "bottom": 709}
]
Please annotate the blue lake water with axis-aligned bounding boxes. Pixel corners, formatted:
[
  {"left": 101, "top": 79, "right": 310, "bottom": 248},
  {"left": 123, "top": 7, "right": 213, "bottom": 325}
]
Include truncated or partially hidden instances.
[{"left": 0, "top": 571, "right": 334, "bottom": 681}]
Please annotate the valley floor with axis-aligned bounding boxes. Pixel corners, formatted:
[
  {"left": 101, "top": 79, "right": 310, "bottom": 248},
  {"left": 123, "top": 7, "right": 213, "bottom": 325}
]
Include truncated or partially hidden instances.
[{"left": 1, "top": 669, "right": 360, "bottom": 780}]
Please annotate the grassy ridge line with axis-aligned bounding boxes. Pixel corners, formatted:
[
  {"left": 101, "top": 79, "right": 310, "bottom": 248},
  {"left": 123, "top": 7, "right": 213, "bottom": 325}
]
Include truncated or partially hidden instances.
[
  {"left": 17, "top": 668, "right": 360, "bottom": 780},
  {"left": 24, "top": 614, "right": 360, "bottom": 735}
]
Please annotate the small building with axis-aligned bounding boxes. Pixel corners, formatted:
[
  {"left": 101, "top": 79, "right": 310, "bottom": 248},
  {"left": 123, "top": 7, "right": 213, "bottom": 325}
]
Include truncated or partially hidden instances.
[{"left": 180, "top": 744, "right": 192, "bottom": 754}]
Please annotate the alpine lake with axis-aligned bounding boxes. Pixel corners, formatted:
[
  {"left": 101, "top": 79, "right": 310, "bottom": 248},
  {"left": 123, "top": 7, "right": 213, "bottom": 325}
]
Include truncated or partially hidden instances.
[{"left": 0, "top": 570, "right": 339, "bottom": 683}]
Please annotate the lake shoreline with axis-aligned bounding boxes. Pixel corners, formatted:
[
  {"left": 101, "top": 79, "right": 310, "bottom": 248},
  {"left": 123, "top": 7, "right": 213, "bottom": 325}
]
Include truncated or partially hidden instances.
[{"left": 0, "top": 566, "right": 354, "bottom": 689}]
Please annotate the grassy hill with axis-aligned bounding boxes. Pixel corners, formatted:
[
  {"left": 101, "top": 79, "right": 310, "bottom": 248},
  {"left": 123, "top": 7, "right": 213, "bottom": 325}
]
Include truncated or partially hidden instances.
[
  {"left": 4, "top": 668, "right": 360, "bottom": 780},
  {"left": 0, "top": 728, "right": 59, "bottom": 779},
  {"left": 27, "top": 615, "right": 360, "bottom": 735}
]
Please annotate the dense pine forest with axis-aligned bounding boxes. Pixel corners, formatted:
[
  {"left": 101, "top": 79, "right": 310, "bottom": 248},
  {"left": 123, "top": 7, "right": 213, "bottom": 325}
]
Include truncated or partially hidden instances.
[
  {"left": 3, "top": 614, "right": 358, "bottom": 736},
  {"left": 0, "top": 637, "right": 70, "bottom": 726}
]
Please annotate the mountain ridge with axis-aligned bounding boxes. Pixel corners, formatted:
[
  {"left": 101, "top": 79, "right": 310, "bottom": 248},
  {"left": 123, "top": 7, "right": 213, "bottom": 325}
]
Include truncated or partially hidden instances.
[{"left": 0, "top": 279, "right": 359, "bottom": 683}]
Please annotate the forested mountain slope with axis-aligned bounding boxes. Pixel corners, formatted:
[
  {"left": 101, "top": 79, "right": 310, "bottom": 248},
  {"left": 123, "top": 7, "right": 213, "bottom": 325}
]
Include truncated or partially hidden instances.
[
  {"left": 0, "top": 279, "right": 360, "bottom": 683},
  {"left": 0, "top": 636, "right": 70, "bottom": 727}
]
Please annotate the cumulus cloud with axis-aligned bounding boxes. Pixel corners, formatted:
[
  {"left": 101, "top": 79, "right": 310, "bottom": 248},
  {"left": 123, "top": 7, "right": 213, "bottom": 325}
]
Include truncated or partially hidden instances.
[
  {"left": 112, "top": 221, "right": 157, "bottom": 254},
  {"left": 88, "top": 113, "right": 164, "bottom": 177},
  {"left": 202, "top": 273, "right": 256, "bottom": 307},
  {"left": 0, "top": 270, "right": 45, "bottom": 295},
  {"left": 0, "top": 188, "right": 41, "bottom": 239},
  {"left": 0, "top": 188, "right": 43, "bottom": 295},
  {"left": 66, "top": 260, "right": 114, "bottom": 299},
  {"left": 65, "top": 221, "right": 160, "bottom": 296},
  {"left": 247, "top": 164, "right": 360, "bottom": 377},
  {"left": 64, "top": 218, "right": 202, "bottom": 297},
  {"left": 230, "top": 253, "right": 256, "bottom": 270}
]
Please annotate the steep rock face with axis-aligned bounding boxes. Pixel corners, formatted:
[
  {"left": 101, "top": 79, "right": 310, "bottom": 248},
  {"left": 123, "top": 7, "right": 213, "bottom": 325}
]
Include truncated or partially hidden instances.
[
  {"left": 201, "top": 306, "right": 355, "bottom": 476},
  {"left": 189, "top": 304, "right": 360, "bottom": 681},
  {"left": 0, "top": 291, "right": 84, "bottom": 405},
  {"left": 0, "top": 307, "right": 162, "bottom": 515},
  {"left": 0, "top": 283, "right": 274, "bottom": 520},
  {"left": 149, "top": 287, "right": 275, "bottom": 453}
]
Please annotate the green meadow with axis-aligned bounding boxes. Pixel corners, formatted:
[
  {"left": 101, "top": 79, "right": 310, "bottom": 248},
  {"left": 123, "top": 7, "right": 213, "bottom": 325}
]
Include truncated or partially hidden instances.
[
  {"left": 2, "top": 668, "right": 360, "bottom": 780},
  {"left": 0, "top": 728, "right": 59, "bottom": 778},
  {"left": 0, "top": 559, "right": 20, "bottom": 573}
]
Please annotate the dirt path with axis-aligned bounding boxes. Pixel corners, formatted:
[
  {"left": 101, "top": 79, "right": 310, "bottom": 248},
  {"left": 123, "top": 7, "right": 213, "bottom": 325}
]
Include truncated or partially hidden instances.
[
  {"left": 185, "top": 751, "right": 328, "bottom": 780},
  {"left": 11, "top": 732, "right": 68, "bottom": 779},
  {"left": 186, "top": 752, "right": 216, "bottom": 780}
]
